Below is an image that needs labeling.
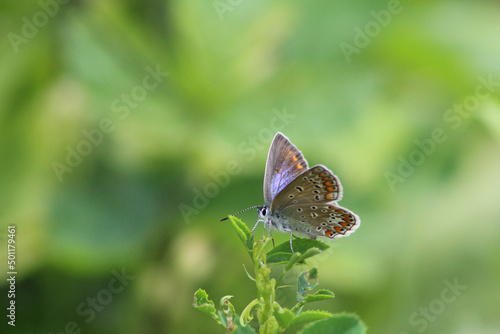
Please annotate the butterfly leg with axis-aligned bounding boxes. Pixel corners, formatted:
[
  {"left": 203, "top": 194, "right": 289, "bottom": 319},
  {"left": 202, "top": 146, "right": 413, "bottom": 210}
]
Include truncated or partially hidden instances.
[
  {"left": 250, "top": 219, "right": 261, "bottom": 243},
  {"left": 266, "top": 225, "right": 273, "bottom": 238},
  {"left": 289, "top": 232, "right": 294, "bottom": 253},
  {"left": 267, "top": 227, "right": 275, "bottom": 248},
  {"left": 261, "top": 223, "right": 275, "bottom": 246}
]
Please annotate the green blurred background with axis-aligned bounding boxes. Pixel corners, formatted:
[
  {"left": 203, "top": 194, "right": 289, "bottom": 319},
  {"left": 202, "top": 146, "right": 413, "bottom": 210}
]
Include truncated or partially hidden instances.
[{"left": 1, "top": 0, "right": 500, "bottom": 333}]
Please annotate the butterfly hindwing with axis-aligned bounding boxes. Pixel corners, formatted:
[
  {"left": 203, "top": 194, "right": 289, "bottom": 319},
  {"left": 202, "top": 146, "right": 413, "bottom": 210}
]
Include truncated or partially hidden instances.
[{"left": 278, "top": 203, "right": 360, "bottom": 239}]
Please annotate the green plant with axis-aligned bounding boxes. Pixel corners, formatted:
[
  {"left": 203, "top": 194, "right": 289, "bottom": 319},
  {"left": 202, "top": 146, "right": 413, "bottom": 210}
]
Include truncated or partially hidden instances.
[{"left": 193, "top": 216, "right": 366, "bottom": 334}]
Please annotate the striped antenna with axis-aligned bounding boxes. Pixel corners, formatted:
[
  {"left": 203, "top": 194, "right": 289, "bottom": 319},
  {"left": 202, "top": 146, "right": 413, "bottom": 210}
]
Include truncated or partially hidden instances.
[{"left": 220, "top": 206, "right": 262, "bottom": 221}]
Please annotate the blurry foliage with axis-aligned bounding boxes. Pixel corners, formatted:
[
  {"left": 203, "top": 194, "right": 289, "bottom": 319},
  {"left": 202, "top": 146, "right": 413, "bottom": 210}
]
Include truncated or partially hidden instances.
[{"left": 0, "top": 0, "right": 500, "bottom": 333}]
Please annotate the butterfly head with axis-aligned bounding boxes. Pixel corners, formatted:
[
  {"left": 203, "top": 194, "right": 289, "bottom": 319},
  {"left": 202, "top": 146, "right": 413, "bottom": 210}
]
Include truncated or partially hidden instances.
[{"left": 257, "top": 205, "right": 269, "bottom": 220}]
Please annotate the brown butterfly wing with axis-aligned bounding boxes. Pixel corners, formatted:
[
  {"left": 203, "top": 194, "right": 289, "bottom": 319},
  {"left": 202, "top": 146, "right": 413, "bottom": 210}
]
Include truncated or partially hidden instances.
[
  {"left": 270, "top": 165, "right": 343, "bottom": 210},
  {"left": 278, "top": 203, "right": 360, "bottom": 239},
  {"left": 270, "top": 165, "right": 359, "bottom": 238}
]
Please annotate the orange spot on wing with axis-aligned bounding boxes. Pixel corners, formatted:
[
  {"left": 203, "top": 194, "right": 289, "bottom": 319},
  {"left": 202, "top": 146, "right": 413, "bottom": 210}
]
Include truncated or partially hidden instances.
[
  {"left": 325, "top": 230, "right": 334, "bottom": 237},
  {"left": 292, "top": 155, "right": 298, "bottom": 162},
  {"left": 324, "top": 181, "right": 333, "bottom": 186},
  {"left": 297, "top": 163, "right": 303, "bottom": 169},
  {"left": 325, "top": 193, "right": 334, "bottom": 200},
  {"left": 334, "top": 226, "right": 342, "bottom": 233},
  {"left": 326, "top": 186, "right": 334, "bottom": 192}
]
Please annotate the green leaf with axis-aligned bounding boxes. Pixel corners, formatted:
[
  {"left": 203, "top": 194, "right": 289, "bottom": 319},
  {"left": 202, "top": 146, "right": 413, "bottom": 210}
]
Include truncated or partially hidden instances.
[
  {"left": 275, "top": 251, "right": 301, "bottom": 288},
  {"left": 297, "top": 248, "right": 321, "bottom": 263},
  {"left": 284, "top": 251, "right": 303, "bottom": 271},
  {"left": 308, "top": 267, "right": 318, "bottom": 280},
  {"left": 240, "top": 299, "right": 260, "bottom": 326},
  {"left": 298, "top": 314, "right": 367, "bottom": 334},
  {"left": 254, "top": 237, "right": 272, "bottom": 264},
  {"left": 297, "top": 270, "right": 318, "bottom": 300},
  {"left": 267, "top": 252, "right": 294, "bottom": 265},
  {"left": 290, "top": 310, "right": 332, "bottom": 326},
  {"left": 242, "top": 264, "right": 256, "bottom": 281},
  {"left": 193, "top": 289, "right": 216, "bottom": 314},
  {"left": 220, "top": 296, "right": 237, "bottom": 333},
  {"left": 232, "top": 318, "right": 257, "bottom": 334},
  {"left": 266, "top": 238, "right": 329, "bottom": 264},
  {"left": 228, "top": 216, "right": 253, "bottom": 252},
  {"left": 260, "top": 317, "right": 279, "bottom": 334},
  {"left": 273, "top": 302, "right": 295, "bottom": 328},
  {"left": 193, "top": 289, "right": 221, "bottom": 325},
  {"left": 303, "top": 289, "right": 335, "bottom": 303}
]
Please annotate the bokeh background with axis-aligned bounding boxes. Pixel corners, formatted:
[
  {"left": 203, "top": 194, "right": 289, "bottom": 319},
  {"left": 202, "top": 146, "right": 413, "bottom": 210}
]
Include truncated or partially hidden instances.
[{"left": 1, "top": 0, "right": 500, "bottom": 333}]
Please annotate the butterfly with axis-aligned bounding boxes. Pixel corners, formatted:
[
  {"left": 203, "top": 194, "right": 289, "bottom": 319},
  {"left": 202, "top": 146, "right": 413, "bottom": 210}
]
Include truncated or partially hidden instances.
[{"left": 221, "top": 132, "right": 360, "bottom": 252}]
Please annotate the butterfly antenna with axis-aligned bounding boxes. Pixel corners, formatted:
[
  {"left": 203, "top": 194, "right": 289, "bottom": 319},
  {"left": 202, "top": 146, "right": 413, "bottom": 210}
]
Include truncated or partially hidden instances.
[{"left": 220, "top": 206, "right": 261, "bottom": 221}]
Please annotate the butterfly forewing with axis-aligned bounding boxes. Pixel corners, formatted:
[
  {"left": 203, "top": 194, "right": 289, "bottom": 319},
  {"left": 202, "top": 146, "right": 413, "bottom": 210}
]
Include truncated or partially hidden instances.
[
  {"left": 263, "top": 133, "right": 309, "bottom": 206},
  {"left": 270, "top": 165, "right": 343, "bottom": 211}
]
